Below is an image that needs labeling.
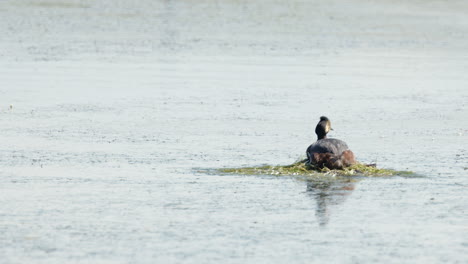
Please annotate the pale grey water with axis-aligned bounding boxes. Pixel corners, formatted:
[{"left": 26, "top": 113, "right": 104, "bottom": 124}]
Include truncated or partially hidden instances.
[{"left": 1, "top": 0, "right": 468, "bottom": 263}]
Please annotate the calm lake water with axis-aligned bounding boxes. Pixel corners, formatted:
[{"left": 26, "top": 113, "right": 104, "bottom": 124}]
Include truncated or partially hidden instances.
[{"left": 1, "top": 0, "right": 467, "bottom": 263}]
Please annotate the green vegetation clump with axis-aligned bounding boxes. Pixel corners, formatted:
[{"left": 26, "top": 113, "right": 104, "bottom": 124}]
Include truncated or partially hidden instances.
[{"left": 219, "top": 160, "right": 413, "bottom": 177}]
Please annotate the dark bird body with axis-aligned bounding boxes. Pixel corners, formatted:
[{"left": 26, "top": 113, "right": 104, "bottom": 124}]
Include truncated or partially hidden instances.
[
  {"left": 307, "top": 138, "right": 349, "bottom": 156},
  {"left": 306, "top": 116, "right": 356, "bottom": 169}
]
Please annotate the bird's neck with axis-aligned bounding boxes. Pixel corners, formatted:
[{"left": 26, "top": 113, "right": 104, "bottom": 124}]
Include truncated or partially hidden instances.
[{"left": 317, "top": 135, "right": 327, "bottom": 140}]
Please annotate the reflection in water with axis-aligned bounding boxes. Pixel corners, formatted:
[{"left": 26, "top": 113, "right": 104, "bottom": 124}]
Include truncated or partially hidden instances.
[
  {"left": 306, "top": 177, "right": 357, "bottom": 226},
  {"left": 160, "top": 0, "right": 178, "bottom": 51}
]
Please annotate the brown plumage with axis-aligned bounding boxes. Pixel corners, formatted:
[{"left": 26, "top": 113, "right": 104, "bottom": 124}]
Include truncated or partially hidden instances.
[{"left": 306, "top": 116, "right": 356, "bottom": 169}]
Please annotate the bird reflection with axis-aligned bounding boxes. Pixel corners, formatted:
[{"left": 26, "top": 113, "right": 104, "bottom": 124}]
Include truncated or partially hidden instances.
[{"left": 306, "top": 177, "right": 357, "bottom": 227}]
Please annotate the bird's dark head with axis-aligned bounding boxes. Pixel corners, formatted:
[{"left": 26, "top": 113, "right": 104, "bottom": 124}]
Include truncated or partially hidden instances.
[
  {"left": 319, "top": 116, "right": 329, "bottom": 122},
  {"left": 315, "top": 116, "right": 332, "bottom": 140}
]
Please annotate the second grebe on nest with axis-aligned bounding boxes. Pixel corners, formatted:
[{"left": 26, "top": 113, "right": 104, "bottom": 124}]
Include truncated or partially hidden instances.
[{"left": 306, "top": 116, "right": 356, "bottom": 169}]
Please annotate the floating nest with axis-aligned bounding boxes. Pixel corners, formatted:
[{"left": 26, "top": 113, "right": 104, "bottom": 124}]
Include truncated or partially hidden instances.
[{"left": 219, "top": 160, "right": 413, "bottom": 177}]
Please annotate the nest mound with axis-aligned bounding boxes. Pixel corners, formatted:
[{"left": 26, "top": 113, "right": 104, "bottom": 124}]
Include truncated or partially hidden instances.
[{"left": 219, "top": 161, "right": 413, "bottom": 177}]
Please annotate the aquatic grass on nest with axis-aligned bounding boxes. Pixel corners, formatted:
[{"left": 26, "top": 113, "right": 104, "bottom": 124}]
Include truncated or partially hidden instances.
[{"left": 219, "top": 160, "right": 413, "bottom": 177}]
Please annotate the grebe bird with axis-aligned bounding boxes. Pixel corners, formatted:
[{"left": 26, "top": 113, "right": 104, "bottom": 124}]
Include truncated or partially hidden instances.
[{"left": 306, "top": 116, "right": 356, "bottom": 169}]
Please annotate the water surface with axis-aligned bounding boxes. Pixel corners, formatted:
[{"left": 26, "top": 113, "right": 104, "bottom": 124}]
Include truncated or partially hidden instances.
[{"left": 0, "top": 0, "right": 467, "bottom": 263}]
